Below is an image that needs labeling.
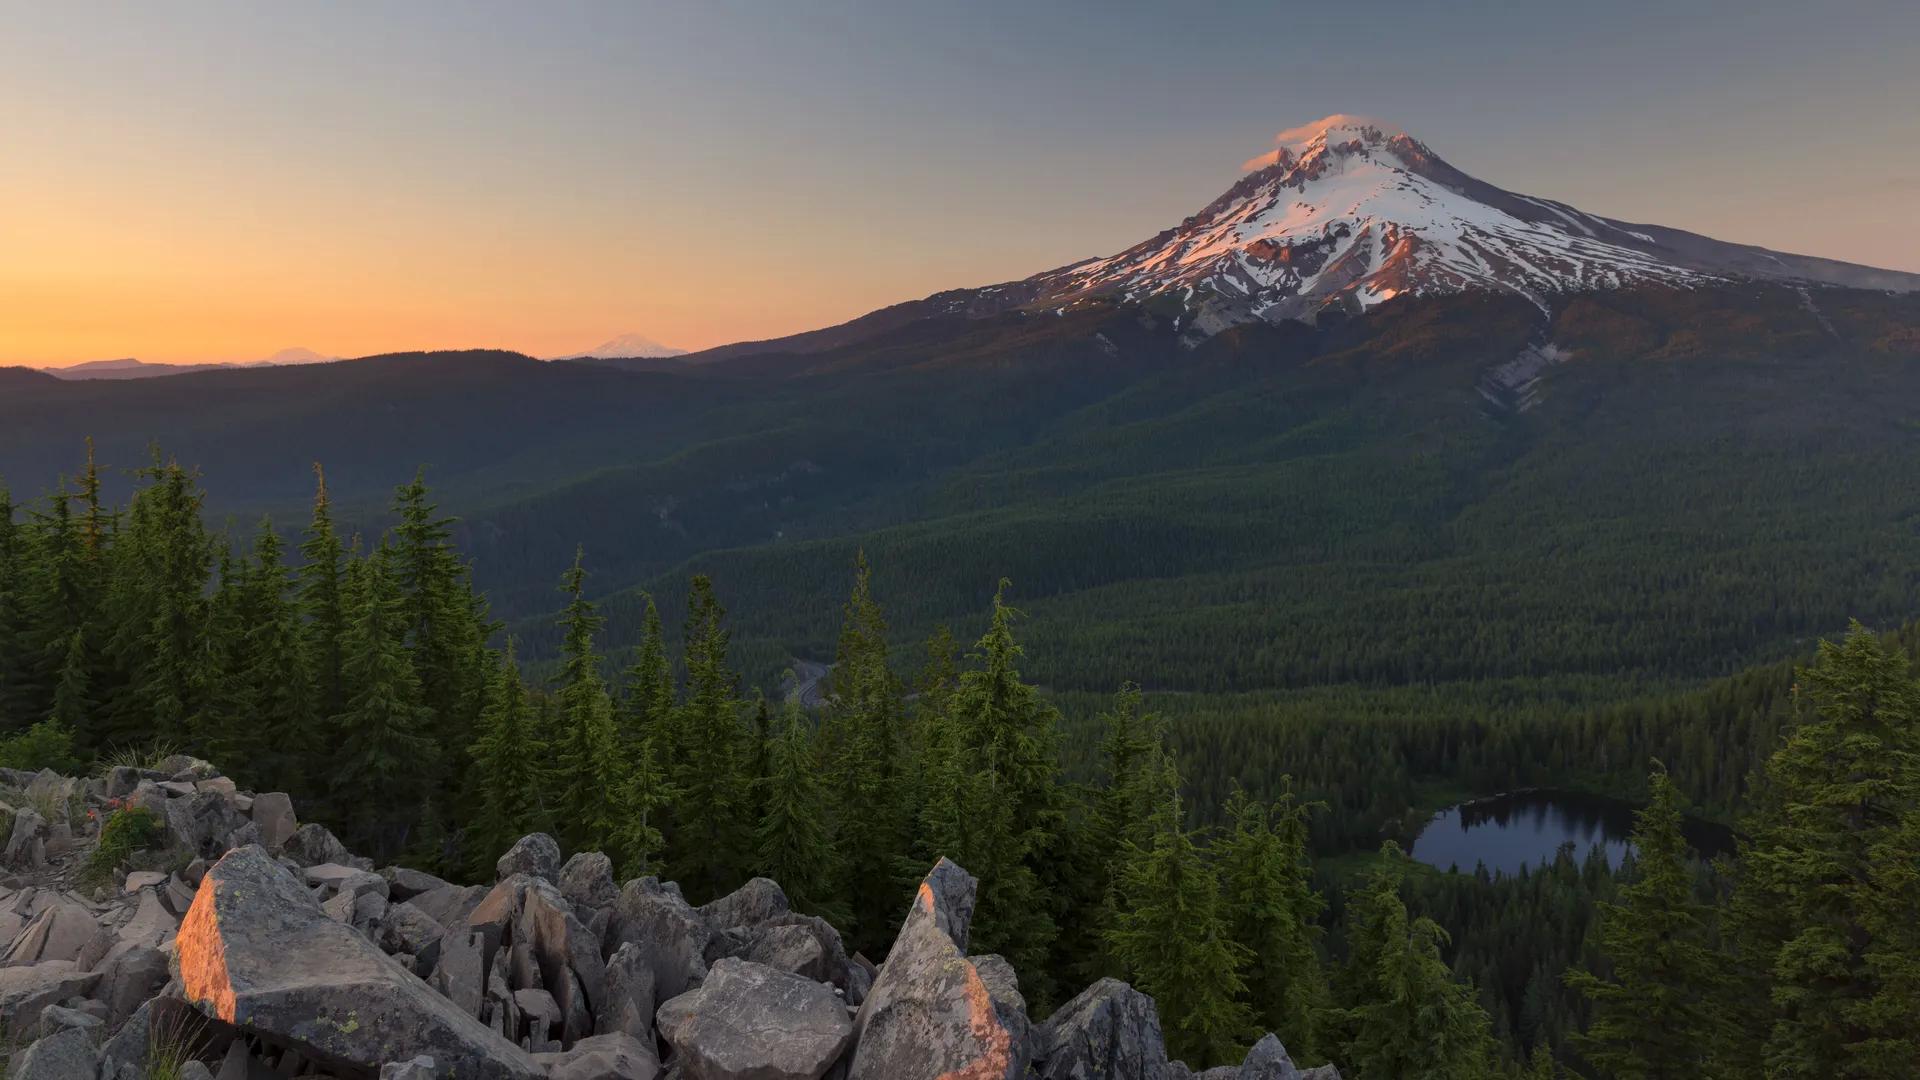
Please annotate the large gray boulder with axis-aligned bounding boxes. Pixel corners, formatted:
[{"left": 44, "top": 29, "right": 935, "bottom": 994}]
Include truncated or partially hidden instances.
[
  {"left": 594, "top": 942, "right": 656, "bottom": 1042},
  {"left": 847, "top": 859, "right": 1026, "bottom": 1080},
  {"left": 611, "top": 878, "right": 711, "bottom": 1004},
  {"left": 697, "top": 877, "right": 789, "bottom": 931},
  {"left": 9, "top": 1024, "right": 99, "bottom": 1079},
  {"left": 175, "top": 845, "right": 538, "bottom": 1078},
  {"left": 165, "top": 791, "right": 249, "bottom": 860},
  {"left": 1, "top": 902, "right": 101, "bottom": 967},
  {"left": 0, "top": 961, "right": 99, "bottom": 1034},
  {"left": 1237, "top": 1034, "right": 1303, "bottom": 1080},
  {"left": 248, "top": 793, "right": 298, "bottom": 852},
  {"left": 514, "top": 880, "right": 606, "bottom": 1046},
  {"left": 6, "top": 808, "right": 48, "bottom": 868},
  {"left": 496, "top": 834, "right": 561, "bottom": 883},
  {"left": 558, "top": 852, "right": 617, "bottom": 911},
  {"left": 94, "top": 942, "right": 170, "bottom": 1026},
  {"left": 429, "top": 928, "right": 487, "bottom": 1020},
  {"left": 656, "top": 957, "right": 852, "bottom": 1080},
  {"left": 1033, "top": 978, "right": 1170, "bottom": 1080},
  {"left": 282, "top": 823, "right": 370, "bottom": 870},
  {"left": 534, "top": 1032, "right": 660, "bottom": 1080}
]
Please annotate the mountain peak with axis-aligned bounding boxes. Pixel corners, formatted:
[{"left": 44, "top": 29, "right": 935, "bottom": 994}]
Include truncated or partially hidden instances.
[
  {"left": 1242, "top": 114, "right": 1416, "bottom": 171},
  {"left": 556, "top": 333, "right": 688, "bottom": 361}
]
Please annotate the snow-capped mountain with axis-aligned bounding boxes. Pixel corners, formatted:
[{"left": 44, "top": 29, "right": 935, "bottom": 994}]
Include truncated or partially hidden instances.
[
  {"left": 555, "top": 333, "right": 687, "bottom": 360},
  {"left": 698, "top": 115, "right": 1920, "bottom": 360}
]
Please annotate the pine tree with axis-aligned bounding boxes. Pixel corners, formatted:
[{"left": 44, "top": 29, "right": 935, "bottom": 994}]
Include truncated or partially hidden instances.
[
  {"left": 1216, "top": 783, "right": 1327, "bottom": 1062},
  {"left": 1721, "top": 623, "right": 1920, "bottom": 1078},
  {"left": 616, "top": 593, "right": 675, "bottom": 760},
  {"left": 1107, "top": 776, "right": 1253, "bottom": 1069},
  {"left": 551, "top": 548, "right": 630, "bottom": 859},
  {"left": 1564, "top": 769, "right": 1720, "bottom": 1080},
  {"left": 330, "top": 543, "right": 435, "bottom": 854},
  {"left": 826, "top": 553, "right": 912, "bottom": 952},
  {"left": 0, "top": 482, "right": 26, "bottom": 729},
  {"left": 240, "top": 518, "right": 314, "bottom": 792},
  {"left": 1329, "top": 845, "right": 1495, "bottom": 1080},
  {"left": 1528, "top": 1042, "right": 1556, "bottom": 1080},
  {"left": 300, "top": 464, "right": 349, "bottom": 724},
  {"left": 668, "top": 575, "right": 747, "bottom": 899},
  {"left": 466, "top": 639, "right": 547, "bottom": 875},
  {"left": 756, "top": 701, "right": 846, "bottom": 924},
  {"left": 48, "top": 628, "right": 91, "bottom": 731},
  {"left": 195, "top": 542, "right": 254, "bottom": 763},
  {"left": 97, "top": 455, "right": 212, "bottom": 749}
]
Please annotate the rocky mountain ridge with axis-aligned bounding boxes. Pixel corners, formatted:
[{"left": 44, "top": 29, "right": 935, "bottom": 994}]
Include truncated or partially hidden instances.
[{"left": 0, "top": 760, "right": 1335, "bottom": 1079}]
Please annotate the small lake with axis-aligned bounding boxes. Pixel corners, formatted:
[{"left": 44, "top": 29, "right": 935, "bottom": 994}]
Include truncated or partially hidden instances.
[{"left": 1407, "top": 790, "right": 1735, "bottom": 876}]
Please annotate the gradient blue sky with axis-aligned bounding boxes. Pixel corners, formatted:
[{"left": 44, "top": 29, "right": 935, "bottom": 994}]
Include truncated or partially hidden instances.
[{"left": 3, "top": 0, "right": 1916, "bottom": 364}]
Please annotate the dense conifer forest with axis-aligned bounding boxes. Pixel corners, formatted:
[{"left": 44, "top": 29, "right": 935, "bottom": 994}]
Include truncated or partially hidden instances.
[{"left": 2, "top": 446, "right": 1917, "bottom": 1077}]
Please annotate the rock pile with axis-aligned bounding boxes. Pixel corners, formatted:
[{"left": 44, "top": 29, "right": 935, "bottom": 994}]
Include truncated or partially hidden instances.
[{"left": 0, "top": 762, "right": 1338, "bottom": 1078}]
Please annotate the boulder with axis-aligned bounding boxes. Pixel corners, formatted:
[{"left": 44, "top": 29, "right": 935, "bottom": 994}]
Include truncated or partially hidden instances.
[
  {"left": 281, "top": 823, "right": 369, "bottom": 870},
  {"left": 381, "top": 1056, "right": 440, "bottom": 1079},
  {"left": 94, "top": 942, "right": 170, "bottom": 1026},
  {"left": 6, "top": 808, "right": 48, "bottom": 868},
  {"left": 124, "top": 870, "right": 168, "bottom": 893},
  {"left": 594, "top": 941, "right": 655, "bottom": 1042},
  {"left": 971, "top": 954, "right": 1033, "bottom": 1076},
  {"left": 496, "top": 834, "right": 561, "bottom": 883},
  {"left": 175, "top": 845, "right": 538, "bottom": 1077},
  {"left": 740, "top": 922, "right": 827, "bottom": 981},
  {"left": 113, "top": 886, "right": 182, "bottom": 950},
  {"left": 514, "top": 881, "right": 606, "bottom": 1045},
  {"left": 656, "top": 958, "right": 853, "bottom": 1080},
  {"left": 380, "top": 901, "right": 447, "bottom": 958},
  {"left": 0, "top": 961, "right": 99, "bottom": 1034},
  {"left": 847, "top": 859, "right": 1024, "bottom": 1080},
  {"left": 1032, "top": 978, "right": 1170, "bottom": 1080},
  {"left": 305, "top": 864, "right": 390, "bottom": 901},
  {"left": 1236, "top": 1034, "right": 1303, "bottom": 1080},
  {"left": 36, "top": 1003, "right": 105, "bottom": 1042},
  {"left": 513, "top": 988, "right": 561, "bottom": 1052},
  {"left": 698, "top": 877, "right": 789, "bottom": 931},
  {"left": 755, "top": 913, "right": 853, "bottom": 993},
  {"left": 612, "top": 877, "right": 711, "bottom": 1004},
  {"left": 412, "top": 883, "right": 488, "bottom": 929},
  {"left": 1, "top": 902, "right": 101, "bottom": 967},
  {"left": 466, "top": 875, "right": 535, "bottom": 962},
  {"left": 430, "top": 929, "right": 487, "bottom": 1019},
  {"left": 558, "top": 852, "right": 617, "bottom": 911},
  {"left": 384, "top": 866, "right": 452, "bottom": 902},
  {"left": 9, "top": 1024, "right": 99, "bottom": 1080},
  {"left": 248, "top": 793, "right": 298, "bottom": 852},
  {"left": 533, "top": 1031, "right": 661, "bottom": 1080},
  {"left": 165, "top": 791, "right": 248, "bottom": 860}
]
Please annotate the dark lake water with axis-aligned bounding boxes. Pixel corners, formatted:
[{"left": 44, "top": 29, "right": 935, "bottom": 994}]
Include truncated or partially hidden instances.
[{"left": 1407, "top": 790, "right": 1734, "bottom": 876}]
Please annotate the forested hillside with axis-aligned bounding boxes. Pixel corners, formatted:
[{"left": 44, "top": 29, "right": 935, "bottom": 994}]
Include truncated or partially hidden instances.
[{"left": 3, "top": 455, "right": 1919, "bottom": 1075}]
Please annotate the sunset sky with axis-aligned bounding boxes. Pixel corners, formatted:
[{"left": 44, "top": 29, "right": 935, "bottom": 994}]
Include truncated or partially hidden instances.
[{"left": 4, "top": 1, "right": 1916, "bottom": 367}]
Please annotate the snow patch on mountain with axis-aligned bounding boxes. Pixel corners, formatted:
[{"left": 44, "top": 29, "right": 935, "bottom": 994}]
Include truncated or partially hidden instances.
[{"left": 557, "top": 333, "right": 688, "bottom": 360}]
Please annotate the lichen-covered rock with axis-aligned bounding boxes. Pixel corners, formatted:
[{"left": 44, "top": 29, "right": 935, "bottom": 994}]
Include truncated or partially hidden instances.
[
  {"left": 1237, "top": 1034, "right": 1303, "bottom": 1080},
  {"left": 697, "top": 877, "right": 789, "bottom": 931},
  {"left": 657, "top": 958, "right": 852, "bottom": 1080},
  {"left": 1032, "top": 978, "right": 1170, "bottom": 1080},
  {"left": 248, "top": 793, "right": 298, "bottom": 852},
  {"left": 496, "top": 834, "right": 561, "bottom": 883},
  {"left": 594, "top": 941, "right": 656, "bottom": 1043},
  {"left": 534, "top": 1031, "right": 661, "bottom": 1080},
  {"left": 514, "top": 879, "right": 605, "bottom": 1046},
  {"left": 282, "top": 823, "right": 369, "bottom": 870},
  {"left": 1, "top": 901, "right": 101, "bottom": 967},
  {"left": 165, "top": 791, "right": 249, "bottom": 860},
  {"left": 847, "top": 859, "right": 1025, "bottom": 1080},
  {"left": 6, "top": 808, "right": 48, "bottom": 868},
  {"left": 557, "top": 852, "right": 616, "bottom": 911},
  {"left": 0, "top": 961, "right": 100, "bottom": 1034},
  {"left": 9, "top": 1024, "right": 99, "bottom": 1080},
  {"left": 611, "top": 877, "right": 710, "bottom": 1005},
  {"left": 176, "top": 845, "right": 538, "bottom": 1078}
]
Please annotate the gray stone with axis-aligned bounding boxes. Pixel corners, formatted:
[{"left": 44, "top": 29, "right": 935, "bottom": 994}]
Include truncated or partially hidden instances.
[
  {"left": 248, "top": 793, "right": 298, "bottom": 852},
  {"left": 175, "top": 845, "right": 538, "bottom": 1077},
  {"left": 305, "top": 863, "right": 390, "bottom": 901},
  {"left": 123, "top": 870, "right": 168, "bottom": 893},
  {"left": 380, "top": 1055, "right": 440, "bottom": 1079},
  {"left": 9, "top": 1025, "right": 99, "bottom": 1080},
  {"left": 740, "top": 923, "right": 827, "bottom": 981},
  {"left": 1297, "top": 1066, "right": 1341, "bottom": 1080},
  {"left": 513, "top": 987, "right": 561, "bottom": 1051},
  {"left": 384, "top": 866, "right": 452, "bottom": 901},
  {"left": 6, "top": 808, "right": 48, "bottom": 868},
  {"left": 847, "top": 859, "right": 1024, "bottom": 1080},
  {"left": 380, "top": 901, "right": 447, "bottom": 958},
  {"left": 95, "top": 942, "right": 170, "bottom": 1026},
  {"left": 1236, "top": 1034, "right": 1302, "bottom": 1080},
  {"left": 557, "top": 852, "right": 617, "bottom": 911},
  {"left": 1032, "top": 978, "right": 1169, "bottom": 1080},
  {"left": 697, "top": 877, "right": 789, "bottom": 931},
  {"left": 594, "top": 942, "right": 656, "bottom": 1042},
  {"left": 413, "top": 882, "right": 488, "bottom": 929},
  {"left": 612, "top": 877, "right": 711, "bottom": 1005},
  {"left": 430, "top": 929, "right": 487, "bottom": 1019},
  {"left": 533, "top": 1032, "right": 661, "bottom": 1080},
  {"left": 971, "top": 955, "right": 1033, "bottom": 1077},
  {"left": 1, "top": 902, "right": 101, "bottom": 966},
  {"left": 496, "top": 834, "right": 562, "bottom": 883},
  {"left": 657, "top": 958, "right": 853, "bottom": 1080},
  {"left": 282, "top": 822, "right": 369, "bottom": 870},
  {"left": 0, "top": 961, "right": 99, "bottom": 1034},
  {"left": 35, "top": 1002, "right": 105, "bottom": 1042},
  {"left": 165, "top": 791, "right": 248, "bottom": 860},
  {"left": 114, "top": 887, "right": 181, "bottom": 951},
  {"left": 514, "top": 880, "right": 605, "bottom": 1045}
]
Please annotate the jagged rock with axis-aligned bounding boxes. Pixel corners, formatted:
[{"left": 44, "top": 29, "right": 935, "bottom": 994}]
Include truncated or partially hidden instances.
[
  {"left": 381, "top": 1056, "right": 440, "bottom": 1079},
  {"left": 7, "top": 808, "right": 48, "bottom": 868},
  {"left": 612, "top": 877, "right": 711, "bottom": 1005},
  {"left": 9, "top": 1024, "right": 99, "bottom": 1079},
  {"left": 166, "top": 791, "right": 248, "bottom": 860},
  {"left": 847, "top": 859, "right": 1023, "bottom": 1080},
  {"left": 24, "top": 771, "right": 78, "bottom": 822},
  {"left": 282, "top": 822, "right": 369, "bottom": 870},
  {"left": 175, "top": 845, "right": 538, "bottom": 1077},
  {"left": 223, "top": 821, "right": 262, "bottom": 851},
  {"left": 657, "top": 958, "right": 853, "bottom": 1080},
  {"left": 430, "top": 929, "right": 487, "bottom": 1019},
  {"left": 1236, "top": 1034, "right": 1304, "bottom": 1080},
  {"left": 513, "top": 987, "right": 561, "bottom": 1051},
  {"left": 507, "top": 941, "right": 540, "bottom": 991},
  {"left": 2, "top": 902, "right": 101, "bottom": 967},
  {"left": 124, "top": 870, "right": 168, "bottom": 893},
  {"left": 165, "top": 872, "right": 198, "bottom": 915},
  {"left": 972, "top": 954, "right": 1034, "bottom": 1076},
  {"left": 496, "top": 834, "right": 561, "bottom": 883},
  {"left": 1033, "top": 978, "right": 1170, "bottom": 1080},
  {"left": 558, "top": 852, "right": 617, "bottom": 911},
  {"left": 595, "top": 942, "right": 655, "bottom": 1042},
  {"left": 466, "top": 875, "right": 534, "bottom": 962},
  {"left": 248, "top": 793, "right": 298, "bottom": 852},
  {"left": 104, "top": 767, "right": 164, "bottom": 800},
  {"left": 157, "top": 755, "right": 219, "bottom": 781},
  {"left": 1298, "top": 1066, "right": 1340, "bottom": 1079},
  {"left": 698, "top": 877, "right": 790, "bottom": 931},
  {"left": 740, "top": 922, "right": 827, "bottom": 982},
  {"left": 380, "top": 901, "right": 446, "bottom": 958},
  {"left": 94, "top": 942, "right": 169, "bottom": 1026},
  {"left": 195, "top": 776, "right": 238, "bottom": 801},
  {"left": 125, "top": 780, "right": 169, "bottom": 819},
  {"left": 513, "top": 880, "right": 605, "bottom": 1046},
  {"left": 0, "top": 961, "right": 99, "bottom": 1034},
  {"left": 384, "top": 866, "right": 452, "bottom": 901},
  {"left": 114, "top": 886, "right": 181, "bottom": 950},
  {"left": 534, "top": 1031, "right": 661, "bottom": 1080},
  {"left": 306, "top": 863, "right": 390, "bottom": 901},
  {"left": 37, "top": 1002, "right": 105, "bottom": 1041}
]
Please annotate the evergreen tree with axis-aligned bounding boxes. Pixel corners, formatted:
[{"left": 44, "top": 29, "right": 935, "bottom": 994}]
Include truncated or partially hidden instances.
[
  {"left": 241, "top": 517, "right": 313, "bottom": 792},
  {"left": 1108, "top": 776, "right": 1253, "bottom": 1069},
  {"left": 300, "top": 464, "right": 348, "bottom": 723},
  {"left": 668, "top": 575, "right": 747, "bottom": 899},
  {"left": 330, "top": 543, "right": 435, "bottom": 854},
  {"left": 551, "top": 548, "right": 630, "bottom": 859},
  {"left": 0, "top": 482, "right": 26, "bottom": 729},
  {"left": 1722, "top": 623, "right": 1920, "bottom": 1078},
  {"left": 1328, "top": 845, "right": 1495, "bottom": 1080},
  {"left": 1564, "top": 769, "right": 1720, "bottom": 1080},
  {"left": 756, "top": 701, "right": 846, "bottom": 923},
  {"left": 1216, "top": 783, "right": 1327, "bottom": 1062},
  {"left": 616, "top": 593, "right": 675, "bottom": 759},
  {"left": 466, "top": 639, "right": 547, "bottom": 874},
  {"left": 826, "top": 553, "right": 912, "bottom": 952},
  {"left": 48, "top": 628, "right": 91, "bottom": 731}
]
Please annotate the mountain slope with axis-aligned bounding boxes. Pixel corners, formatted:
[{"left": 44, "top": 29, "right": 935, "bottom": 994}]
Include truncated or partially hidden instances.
[{"left": 689, "top": 116, "right": 1920, "bottom": 361}]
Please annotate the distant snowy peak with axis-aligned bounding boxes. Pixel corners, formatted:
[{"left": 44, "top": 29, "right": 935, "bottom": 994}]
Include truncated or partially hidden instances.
[
  {"left": 971, "top": 115, "right": 1920, "bottom": 337},
  {"left": 559, "top": 333, "right": 688, "bottom": 360}
]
